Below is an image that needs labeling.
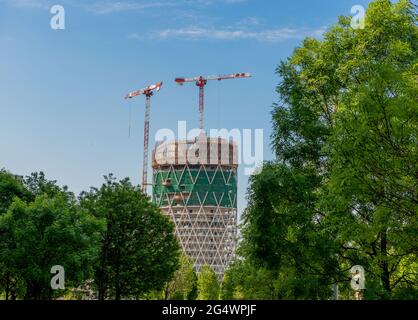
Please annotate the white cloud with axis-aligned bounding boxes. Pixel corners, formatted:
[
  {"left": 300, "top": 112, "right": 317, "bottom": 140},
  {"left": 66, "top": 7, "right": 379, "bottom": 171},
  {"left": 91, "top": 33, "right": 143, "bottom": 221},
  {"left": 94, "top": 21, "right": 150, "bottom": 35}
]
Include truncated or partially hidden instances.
[
  {"left": 0, "top": 0, "right": 248, "bottom": 13},
  {"left": 189, "top": 0, "right": 247, "bottom": 4},
  {"left": 152, "top": 25, "right": 327, "bottom": 42},
  {"left": 2, "top": 0, "right": 326, "bottom": 44},
  {"left": 127, "top": 32, "right": 141, "bottom": 40},
  {"left": 236, "top": 16, "right": 261, "bottom": 27},
  {"left": 0, "top": 0, "right": 51, "bottom": 9},
  {"left": 80, "top": 1, "right": 174, "bottom": 14},
  {"left": 85, "top": 0, "right": 248, "bottom": 14}
]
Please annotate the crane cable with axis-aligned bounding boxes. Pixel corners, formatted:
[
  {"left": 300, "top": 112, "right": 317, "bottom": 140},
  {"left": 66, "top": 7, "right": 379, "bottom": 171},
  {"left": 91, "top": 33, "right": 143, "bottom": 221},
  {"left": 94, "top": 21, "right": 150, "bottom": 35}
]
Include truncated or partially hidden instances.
[
  {"left": 217, "top": 80, "right": 221, "bottom": 129},
  {"left": 128, "top": 103, "right": 132, "bottom": 138}
]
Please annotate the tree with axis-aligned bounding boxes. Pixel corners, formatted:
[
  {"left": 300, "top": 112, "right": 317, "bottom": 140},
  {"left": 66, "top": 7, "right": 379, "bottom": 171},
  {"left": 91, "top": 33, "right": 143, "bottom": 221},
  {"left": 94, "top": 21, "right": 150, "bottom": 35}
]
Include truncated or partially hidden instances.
[
  {"left": 222, "top": 258, "right": 320, "bottom": 300},
  {"left": 241, "top": 163, "right": 336, "bottom": 299},
  {"left": 220, "top": 272, "right": 235, "bottom": 300},
  {"left": 163, "top": 254, "right": 197, "bottom": 300},
  {"left": 221, "top": 260, "right": 274, "bottom": 300},
  {"left": 241, "top": 0, "right": 417, "bottom": 299},
  {"left": 80, "top": 175, "right": 180, "bottom": 300},
  {"left": 187, "top": 271, "right": 199, "bottom": 300},
  {"left": 197, "top": 265, "right": 220, "bottom": 300},
  {"left": 23, "top": 171, "right": 64, "bottom": 199},
  {"left": 0, "top": 169, "right": 28, "bottom": 214},
  {"left": 0, "top": 173, "right": 103, "bottom": 300},
  {"left": 319, "top": 0, "right": 418, "bottom": 299},
  {"left": 0, "top": 170, "right": 28, "bottom": 299}
]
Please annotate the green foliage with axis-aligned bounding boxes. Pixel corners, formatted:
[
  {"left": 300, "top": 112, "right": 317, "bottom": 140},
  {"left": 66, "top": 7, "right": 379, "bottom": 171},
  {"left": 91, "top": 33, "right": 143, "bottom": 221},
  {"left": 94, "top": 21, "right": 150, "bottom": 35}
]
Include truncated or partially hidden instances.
[
  {"left": 221, "top": 260, "right": 278, "bottom": 300},
  {"left": 219, "top": 274, "right": 234, "bottom": 300},
  {"left": 197, "top": 265, "right": 220, "bottom": 300},
  {"left": 239, "top": 0, "right": 418, "bottom": 300},
  {"left": 318, "top": 0, "right": 418, "bottom": 299},
  {"left": 187, "top": 271, "right": 199, "bottom": 300},
  {"left": 222, "top": 258, "right": 332, "bottom": 300},
  {"left": 0, "top": 169, "right": 28, "bottom": 214},
  {"left": 164, "top": 254, "right": 197, "bottom": 300},
  {"left": 0, "top": 171, "right": 181, "bottom": 300},
  {"left": 80, "top": 174, "right": 180, "bottom": 300},
  {"left": 0, "top": 172, "right": 103, "bottom": 300},
  {"left": 23, "top": 172, "right": 66, "bottom": 200}
]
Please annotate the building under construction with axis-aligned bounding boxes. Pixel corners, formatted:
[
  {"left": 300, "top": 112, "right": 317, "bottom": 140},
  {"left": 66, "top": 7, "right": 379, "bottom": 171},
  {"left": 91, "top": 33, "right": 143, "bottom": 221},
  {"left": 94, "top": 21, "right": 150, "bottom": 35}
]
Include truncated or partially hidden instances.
[
  {"left": 126, "top": 73, "right": 249, "bottom": 279},
  {"left": 152, "top": 134, "right": 238, "bottom": 279}
]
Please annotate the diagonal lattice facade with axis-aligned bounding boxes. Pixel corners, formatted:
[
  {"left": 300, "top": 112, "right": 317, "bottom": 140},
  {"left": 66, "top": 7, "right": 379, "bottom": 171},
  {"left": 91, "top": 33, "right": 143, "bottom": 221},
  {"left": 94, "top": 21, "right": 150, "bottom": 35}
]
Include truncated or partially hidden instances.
[{"left": 152, "top": 136, "right": 238, "bottom": 280}]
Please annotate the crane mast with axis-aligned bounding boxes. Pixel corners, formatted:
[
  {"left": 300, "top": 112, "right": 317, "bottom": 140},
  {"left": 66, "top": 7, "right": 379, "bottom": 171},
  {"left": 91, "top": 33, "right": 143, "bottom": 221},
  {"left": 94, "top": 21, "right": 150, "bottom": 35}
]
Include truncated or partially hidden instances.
[
  {"left": 125, "top": 82, "right": 162, "bottom": 194},
  {"left": 197, "top": 77, "right": 207, "bottom": 130}
]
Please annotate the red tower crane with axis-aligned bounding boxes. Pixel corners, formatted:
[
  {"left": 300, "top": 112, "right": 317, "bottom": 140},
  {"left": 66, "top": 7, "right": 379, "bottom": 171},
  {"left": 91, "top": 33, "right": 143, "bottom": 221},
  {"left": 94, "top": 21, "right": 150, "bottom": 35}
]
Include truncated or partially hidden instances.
[
  {"left": 125, "top": 81, "right": 163, "bottom": 193},
  {"left": 175, "top": 73, "right": 251, "bottom": 130}
]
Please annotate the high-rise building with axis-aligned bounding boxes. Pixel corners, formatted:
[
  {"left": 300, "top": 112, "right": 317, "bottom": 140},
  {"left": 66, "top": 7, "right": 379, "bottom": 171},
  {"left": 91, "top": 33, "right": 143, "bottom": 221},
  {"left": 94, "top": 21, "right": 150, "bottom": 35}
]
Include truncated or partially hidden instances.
[{"left": 152, "top": 134, "right": 238, "bottom": 279}]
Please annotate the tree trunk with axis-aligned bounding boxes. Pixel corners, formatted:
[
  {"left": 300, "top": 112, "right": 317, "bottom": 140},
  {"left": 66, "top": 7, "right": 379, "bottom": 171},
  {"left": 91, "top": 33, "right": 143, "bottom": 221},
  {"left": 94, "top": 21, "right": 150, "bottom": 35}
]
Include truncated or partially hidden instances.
[
  {"left": 5, "top": 274, "right": 10, "bottom": 301},
  {"left": 98, "top": 282, "right": 106, "bottom": 300},
  {"left": 115, "top": 285, "right": 121, "bottom": 300},
  {"left": 115, "top": 263, "right": 121, "bottom": 300},
  {"left": 380, "top": 231, "right": 391, "bottom": 293},
  {"left": 164, "top": 284, "right": 170, "bottom": 300}
]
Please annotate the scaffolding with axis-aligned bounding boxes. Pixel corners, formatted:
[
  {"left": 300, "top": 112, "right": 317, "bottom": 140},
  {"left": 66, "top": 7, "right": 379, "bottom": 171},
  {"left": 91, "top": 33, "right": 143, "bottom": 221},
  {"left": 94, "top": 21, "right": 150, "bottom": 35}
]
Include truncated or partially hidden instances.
[{"left": 152, "top": 135, "right": 238, "bottom": 279}]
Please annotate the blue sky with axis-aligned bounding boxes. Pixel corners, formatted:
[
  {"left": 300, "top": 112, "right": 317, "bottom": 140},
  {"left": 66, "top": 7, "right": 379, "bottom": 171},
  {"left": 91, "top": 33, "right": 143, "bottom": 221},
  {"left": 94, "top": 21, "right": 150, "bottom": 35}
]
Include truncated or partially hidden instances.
[{"left": 0, "top": 0, "right": 372, "bottom": 216}]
